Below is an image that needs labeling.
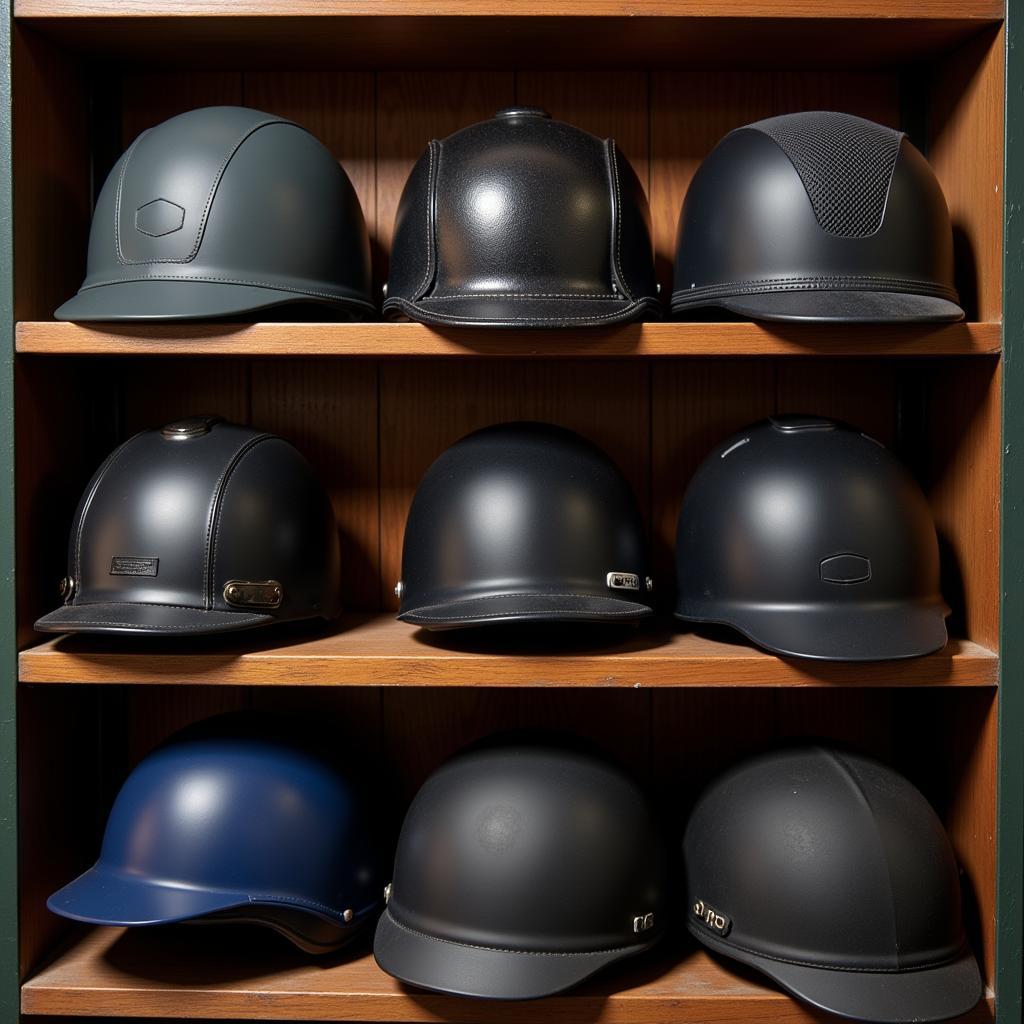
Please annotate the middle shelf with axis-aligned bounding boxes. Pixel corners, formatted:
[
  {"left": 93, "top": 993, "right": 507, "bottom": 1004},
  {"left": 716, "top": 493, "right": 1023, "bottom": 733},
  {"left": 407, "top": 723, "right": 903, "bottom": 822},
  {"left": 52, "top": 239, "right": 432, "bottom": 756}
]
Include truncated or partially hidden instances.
[{"left": 18, "top": 614, "right": 998, "bottom": 687}]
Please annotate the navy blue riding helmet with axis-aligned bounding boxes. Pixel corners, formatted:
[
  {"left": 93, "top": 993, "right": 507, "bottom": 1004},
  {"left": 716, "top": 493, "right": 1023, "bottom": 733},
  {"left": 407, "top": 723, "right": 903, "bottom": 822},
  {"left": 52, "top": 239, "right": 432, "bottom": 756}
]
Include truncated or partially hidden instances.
[{"left": 47, "top": 713, "right": 383, "bottom": 953}]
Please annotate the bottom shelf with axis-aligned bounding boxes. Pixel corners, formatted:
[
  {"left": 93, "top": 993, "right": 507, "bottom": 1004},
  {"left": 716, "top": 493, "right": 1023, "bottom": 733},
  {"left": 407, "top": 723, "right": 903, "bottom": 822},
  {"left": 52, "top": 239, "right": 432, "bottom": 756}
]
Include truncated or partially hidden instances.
[{"left": 22, "top": 926, "right": 994, "bottom": 1023}]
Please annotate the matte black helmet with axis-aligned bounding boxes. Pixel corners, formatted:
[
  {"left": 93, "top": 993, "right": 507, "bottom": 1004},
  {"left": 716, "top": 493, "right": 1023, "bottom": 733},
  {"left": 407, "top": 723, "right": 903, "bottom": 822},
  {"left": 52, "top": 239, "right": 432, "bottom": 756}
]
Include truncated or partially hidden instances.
[
  {"left": 384, "top": 107, "right": 660, "bottom": 328},
  {"left": 396, "top": 422, "right": 653, "bottom": 628},
  {"left": 374, "top": 741, "right": 667, "bottom": 999},
  {"left": 48, "top": 713, "right": 382, "bottom": 953},
  {"left": 35, "top": 417, "right": 341, "bottom": 635},
  {"left": 671, "top": 111, "right": 963, "bottom": 323},
  {"left": 674, "top": 416, "right": 947, "bottom": 661},
  {"left": 56, "top": 106, "right": 375, "bottom": 321},
  {"left": 684, "top": 746, "right": 982, "bottom": 1022}
]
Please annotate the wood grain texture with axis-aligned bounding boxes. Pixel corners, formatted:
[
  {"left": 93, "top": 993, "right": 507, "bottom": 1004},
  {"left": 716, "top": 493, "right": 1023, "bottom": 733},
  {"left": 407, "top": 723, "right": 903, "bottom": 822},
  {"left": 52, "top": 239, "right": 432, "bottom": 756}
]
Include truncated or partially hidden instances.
[
  {"left": 16, "top": 614, "right": 997, "bottom": 688},
  {"left": 378, "top": 359, "right": 650, "bottom": 610},
  {"left": 14, "top": 321, "right": 1003, "bottom": 356},
  {"left": 19, "top": 925, "right": 996, "bottom": 1022},
  {"left": 251, "top": 359, "right": 379, "bottom": 610}
]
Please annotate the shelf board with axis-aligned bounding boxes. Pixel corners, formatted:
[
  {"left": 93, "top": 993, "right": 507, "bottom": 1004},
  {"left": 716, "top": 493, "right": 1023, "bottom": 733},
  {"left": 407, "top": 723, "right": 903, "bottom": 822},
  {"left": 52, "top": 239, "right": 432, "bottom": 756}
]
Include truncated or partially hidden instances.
[
  {"left": 19, "top": 926, "right": 996, "bottom": 1022},
  {"left": 18, "top": 614, "right": 999, "bottom": 688},
  {"left": 14, "top": 321, "right": 1002, "bottom": 359},
  {"left": 11, "top": 3, "right": 1004, "bottom": 70}
]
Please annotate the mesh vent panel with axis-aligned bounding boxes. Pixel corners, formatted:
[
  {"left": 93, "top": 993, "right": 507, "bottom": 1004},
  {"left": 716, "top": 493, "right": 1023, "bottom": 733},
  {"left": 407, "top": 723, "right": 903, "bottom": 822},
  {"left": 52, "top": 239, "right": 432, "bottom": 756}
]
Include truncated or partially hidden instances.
[{"left": 748, "top": 111, "right": 903, "bottom": 238}]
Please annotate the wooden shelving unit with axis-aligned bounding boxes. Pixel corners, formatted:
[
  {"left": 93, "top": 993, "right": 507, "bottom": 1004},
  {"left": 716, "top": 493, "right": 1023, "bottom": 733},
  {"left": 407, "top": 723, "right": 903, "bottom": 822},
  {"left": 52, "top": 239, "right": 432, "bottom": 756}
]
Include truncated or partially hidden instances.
[
  {"left": 5, "top": 2, "right": 1017, "bottom": 1024},
  {"left": 18, "top": 615, "right": 998, "bottom": 688},
  {"left": 19, "top": 927, "right": 998, "bottom": 1022},
  {"left": 15, "top": 320, "right": 1003, "bottom": 358}
]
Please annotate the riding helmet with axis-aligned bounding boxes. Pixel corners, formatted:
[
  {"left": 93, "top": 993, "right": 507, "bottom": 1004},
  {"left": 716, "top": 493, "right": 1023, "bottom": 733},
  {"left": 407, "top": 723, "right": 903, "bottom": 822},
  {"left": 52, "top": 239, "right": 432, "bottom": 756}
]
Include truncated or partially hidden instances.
[
  {"left": 48, "top": 714, "right": 383, "bottom": 954},
  {"left": 56, "top": 106, "right": 375, "bottom": 321},
  {"left": 35, "top": 416, "right": 341, "bottom": 635},
  {"left": 385, "top": 107, "right": 660, "bottom": 328},
  {"left": 683, "top": 746, "right": 982, "bottom": 1022},
  {"left": 674, "top": 416, "right": 947, "bottom": 661},
  {"left": 396, "top": 422, "right": 653, "bottom": 628},
  {"left": 374, "top": 740, "right": 667, "bottom": 999},
  {"left": 671, "top": 111, "right": 963, "bottom": 322}
]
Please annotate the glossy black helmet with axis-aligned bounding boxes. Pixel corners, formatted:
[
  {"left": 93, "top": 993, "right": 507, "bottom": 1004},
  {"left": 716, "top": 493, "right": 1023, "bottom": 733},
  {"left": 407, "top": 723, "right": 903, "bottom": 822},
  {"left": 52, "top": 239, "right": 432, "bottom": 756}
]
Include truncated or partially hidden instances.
[
  {"left": 56, "top": 106, "right": 375, "bottom": 321},
  {"left": 671, "top": 111, "right": 963, "bottom": 323},
  {"left": 684, "top": 746, "right": 982, "bottom": 1022},
  {"left": 396, "top": 422, "right": 653, "bottom": 628},
  {"left": 374, "top": 741, "right": 667, "bottom": 999},
  {"left": 674, "top": 416, "right": 947, "bottom": 661},
  {"left": 48, "top": 713, "right": 382, "bottom": 953},
  {"left": 35, "top": 417, "right": 341, "bottom": 635},
  {"left": 384, "top": 107, "right": 660, "bottom": 328}
]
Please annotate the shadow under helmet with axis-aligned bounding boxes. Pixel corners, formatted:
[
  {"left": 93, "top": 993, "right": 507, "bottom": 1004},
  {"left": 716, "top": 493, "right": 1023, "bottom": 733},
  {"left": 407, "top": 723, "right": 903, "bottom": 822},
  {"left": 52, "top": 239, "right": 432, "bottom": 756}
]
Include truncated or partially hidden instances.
[
  {"left": 671, "top": 111, "right": 963, "bottom": 323},
  {"left": 384, "top": 107, "right": 660, "bottom": 328}
]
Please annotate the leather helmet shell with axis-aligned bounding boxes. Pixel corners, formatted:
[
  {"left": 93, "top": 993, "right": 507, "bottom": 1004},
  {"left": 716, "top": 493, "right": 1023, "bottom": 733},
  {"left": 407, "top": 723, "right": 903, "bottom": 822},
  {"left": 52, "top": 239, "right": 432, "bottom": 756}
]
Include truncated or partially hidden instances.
[
  {"left": 396, "top": 422, "right": 653, "bottom": 628},
  {"left": 35, "top": 417, "right": 341, "bottom": 636},
  {"left": 374, "top": 741, "right": 667, "bottom": 999},
  {"left": 384, "top": 107, "right": 660, "bottom": 328},
  {"left": 674, "top": 416, "right": 948, "bottom": 661},
  {"left": 683, "top": 746, "right": 982, "bottom": 1022},
  {"left": 56, "top": 106, "right": 375, "bottom": 321},
  {"left": 48, "top": 714, "right": 382, "bottom": 953},
  {"left": 671, "top": 111, "right": 963, "bottom": 323}
]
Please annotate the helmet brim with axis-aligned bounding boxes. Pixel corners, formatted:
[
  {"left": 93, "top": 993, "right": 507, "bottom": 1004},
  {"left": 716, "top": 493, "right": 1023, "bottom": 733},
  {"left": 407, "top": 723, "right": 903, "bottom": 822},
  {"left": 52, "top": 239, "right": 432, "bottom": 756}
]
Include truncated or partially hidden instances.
[
  {"left": 693, "top": 928, "right": 982, "bottom": 1024},
  {"left": 384, "top": 294, "right": 661, "bottom": 329},
  {"left": 35, "top": 601, "right": 275, "bottom": 637},
  {"left": 673, "top": 289, "right": 964, "bottom": 324},
  {"left": 55, "top": 279, "right": 377, "bottom": 322},
  {"left": 676, "top": 600, "right": 949, "bottom": 662},
  {"left": 398, "top": 592, "right": 654, "bottom": 630},
  {"left": 374, "top": 908, "right": 654, "bottom": 1000}
]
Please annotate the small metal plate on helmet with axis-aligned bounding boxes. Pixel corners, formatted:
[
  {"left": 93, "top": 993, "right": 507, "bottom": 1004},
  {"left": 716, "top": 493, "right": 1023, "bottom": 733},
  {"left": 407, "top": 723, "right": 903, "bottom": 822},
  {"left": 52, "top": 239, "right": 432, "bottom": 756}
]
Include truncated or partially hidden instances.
[
  {"left": 633, "top": 912, "right": 656, "bottom": 934},
  {"left": 161, "top": 415, "right": 222, "bottom": 440},
  {"left": 607, "top": 571, "right": 640, "bottom": 591},
  {"left": 223, "top": 580, "right": 283, "bottom": 609},
  {"left": 692, "top": 898, "right": 731, "bottom": 937}
]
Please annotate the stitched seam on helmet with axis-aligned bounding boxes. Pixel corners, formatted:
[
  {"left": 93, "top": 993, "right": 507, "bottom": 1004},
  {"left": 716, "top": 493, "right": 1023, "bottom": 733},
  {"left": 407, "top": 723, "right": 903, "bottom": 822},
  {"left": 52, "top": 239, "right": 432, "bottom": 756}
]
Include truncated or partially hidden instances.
[
  {"left": 112, "top": 131, "right": 147, "bottom": 264},
  {"left": 116, "top": 118, "right": 296, "bottom": 267},
  {"left": 72, "top": 433, "right": 145, "bottom": 598},
  {"left": 247, "top": 893, "right": 355, "bottom": 919},
  {"left": 386, "top": 912, "right": 646, "bottom": 957},
  {"left": 690, "top": 925, "right": 966, "bottom": 974},
  {"left": 205, "top": 434, "right": 276, "bottom": 610},
  {"left": 414, "top": 140, "right": 438, "bottom": 301},
  {"left": 77, "top": 275, "right": 377, "bottom": 306},
  {"left": 421, "top": 293, "right": 621, "bottom": 300},
  {"left": 606, "top": 139, "right": 633, "bottom": 302},
  {"left": 47, "top": 616, "right": 269, "bottom": 630},
  {"left": 672, "top": 276, "right": 959, "bottom": 303},
  {"left": 385, "top": 296, "right": 659, "bottom": 324}
]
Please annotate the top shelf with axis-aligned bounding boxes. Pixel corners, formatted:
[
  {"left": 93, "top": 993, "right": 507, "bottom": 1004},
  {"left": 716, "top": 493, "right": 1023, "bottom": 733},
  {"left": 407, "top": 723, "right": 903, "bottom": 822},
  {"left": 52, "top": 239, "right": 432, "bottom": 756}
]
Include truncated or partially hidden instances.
[{"left": 13, "top": 0, "right": 1005, "bottom": 70}]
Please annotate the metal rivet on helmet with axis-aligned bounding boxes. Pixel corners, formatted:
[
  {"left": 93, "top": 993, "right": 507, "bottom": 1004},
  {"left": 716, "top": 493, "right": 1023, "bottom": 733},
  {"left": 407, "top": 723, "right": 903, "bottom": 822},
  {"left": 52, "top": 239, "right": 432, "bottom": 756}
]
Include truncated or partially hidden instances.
[
  {"left": 396, "top": 422, "right": 653, "bottom": 629},
  {"left": 671, "top": 111, "right": 964, "bottom": 323},
  {"left": 34, "top": 420, "right": 341, "bottom": 637},
  {"left": 374, "top": 742, "right": 667, "bottom": 999},
  {"left": 674, "top": 416, "right": 948, "bottom": 661},
  {"left": 55, "top": 106, "right": 376, "bottom": 323},
  {"left": 46, "top": 713, "right": 383, "bottom": 954},
  {"left": 384, "top": 110, "right": 661, "bottom": 328},
  {"left": 683, "top": 746, "right": 983, "bottom": 1023}
]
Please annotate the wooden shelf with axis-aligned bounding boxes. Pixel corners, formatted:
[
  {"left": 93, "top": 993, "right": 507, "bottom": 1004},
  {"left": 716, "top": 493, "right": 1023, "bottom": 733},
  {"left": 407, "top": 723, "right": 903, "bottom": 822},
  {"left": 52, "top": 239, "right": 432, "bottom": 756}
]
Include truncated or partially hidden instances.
[
  {"left": 14, "top": 321, "right": 1002, "bottom": 359},
  {"left": 18, "top": 614, "right": 998, "bottom": 688},
  {"left": 11, "top": 3, "right": 1004, "bottom": 70},
  {"left": 19, "top": 926, "right": 996, "bottom": 1022}
]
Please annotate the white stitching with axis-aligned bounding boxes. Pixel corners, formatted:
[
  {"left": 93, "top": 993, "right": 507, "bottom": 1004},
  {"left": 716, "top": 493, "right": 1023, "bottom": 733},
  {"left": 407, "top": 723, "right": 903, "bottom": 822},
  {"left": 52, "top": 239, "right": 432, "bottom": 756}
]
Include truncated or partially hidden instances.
[
  {"left": 116, "top": 118, "right": 296, "bottom": 267},
  {"left": 414, "top": 140, "right": 438, "bottom": 300},
  {"left": 113, "top": 133, "right": 147, "bottom": 264},
  {"left": 672, "top": 275, "right": 959, "bottom": 303},
  {"left": 44, "top": 616, "right": 268, "bottom": 630},
  {"left": 606, "top": 139, "right": 633, "bottom": 302},
  {"left": 385, "top": 296, "right": 660, "bottom": 324}
]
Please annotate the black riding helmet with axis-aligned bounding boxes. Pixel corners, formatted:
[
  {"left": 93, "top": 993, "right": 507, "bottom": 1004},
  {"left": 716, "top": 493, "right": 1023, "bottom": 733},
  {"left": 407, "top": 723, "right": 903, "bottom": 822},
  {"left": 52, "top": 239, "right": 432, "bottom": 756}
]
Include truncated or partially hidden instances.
[
  {"left": 385, "top": 107, "right": 660, "bottom": 328},
  {"left": 674, "top": 416, "right": 948, "bottom": 661},
  {"left": 671, "top": 111, "right": 963, "bottom": 323},
  {"left": 396, "top": 422, "right": 653, "bottom": 628},
  {"left": 683, "top": 746, "right": 982, "bottom": 1022}
]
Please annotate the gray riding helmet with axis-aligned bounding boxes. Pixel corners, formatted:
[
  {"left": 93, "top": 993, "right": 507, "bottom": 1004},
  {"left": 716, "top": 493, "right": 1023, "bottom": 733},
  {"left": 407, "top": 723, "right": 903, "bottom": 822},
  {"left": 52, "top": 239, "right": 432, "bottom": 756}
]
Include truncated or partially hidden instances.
[
  {"left": 56, "top": 106, "right": 375, "bottom": 321},
  {"left": 671, "top": 111, "right": 963, "bottom": 323}
]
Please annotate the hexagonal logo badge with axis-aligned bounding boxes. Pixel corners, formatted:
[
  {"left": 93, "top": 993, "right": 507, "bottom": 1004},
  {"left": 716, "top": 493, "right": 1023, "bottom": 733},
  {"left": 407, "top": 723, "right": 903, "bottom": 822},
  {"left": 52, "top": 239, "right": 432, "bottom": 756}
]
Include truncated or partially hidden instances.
[{"left": 135, "top": 198, "right": 186, "bottom": 237}]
